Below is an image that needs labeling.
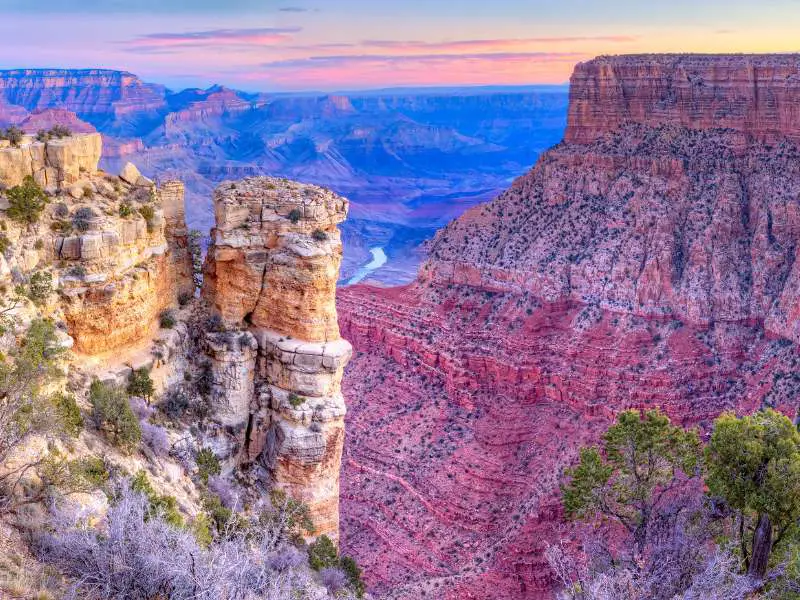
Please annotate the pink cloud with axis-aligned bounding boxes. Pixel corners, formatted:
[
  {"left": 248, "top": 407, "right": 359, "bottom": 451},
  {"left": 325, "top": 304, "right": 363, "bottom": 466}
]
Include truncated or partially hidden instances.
[
  {"left": 248, "top": 51, "right": 587, "bottom": 89},
  {"left": 124, "top": 27, "right": 300, "bottom": 52}
]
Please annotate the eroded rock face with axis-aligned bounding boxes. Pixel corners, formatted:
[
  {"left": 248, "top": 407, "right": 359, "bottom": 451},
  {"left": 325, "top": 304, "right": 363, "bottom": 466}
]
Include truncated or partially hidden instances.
[
  {"left": 203, "top": 177, "right": 351, "bottom": 540},
  {"left": 159, "top": 180, "right": 195, "bottom": 299},
  {"left": 337, "top": 54, "right": 800, "bottom": 599},
  {"left": 0, "top": 135, "right": 190, "bottom": 355},
  {"left": 566, "top": 54, "right": 800, "bottom": 145},
  {"left": 0, "top": 132, "right": 101, "bottom": 189}
]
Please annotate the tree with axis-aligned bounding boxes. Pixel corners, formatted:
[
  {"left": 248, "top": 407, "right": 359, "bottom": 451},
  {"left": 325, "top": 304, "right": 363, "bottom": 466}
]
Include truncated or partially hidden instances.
[
  {"left": 126, "top": 367, "right": 154, "bottom": 405},
  {"left": 0, "top": 319, "right": 65, "bottom": 511},
  {"left": 308, "top": 535, "right": 339, "bottom": 571},
  {"left": 562, "top": 410, "right": 702, "bottom": 552},
  {"left": 6, "top": 176, "right": 48, "bottom": 224},
  {"left": 705, "top": 409, "right": 800, "bottom": 579},
  {"left": 196, "top": 447, "right": 221, "bottom": 484},
  {"left": 89, "top": 380, "right": 141, "bottom": 451}
]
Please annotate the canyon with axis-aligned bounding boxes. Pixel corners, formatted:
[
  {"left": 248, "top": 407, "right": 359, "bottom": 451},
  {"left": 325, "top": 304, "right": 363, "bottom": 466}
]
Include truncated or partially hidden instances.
[
  {"left": 337, "top": 54, "right": 800, "bottom": 598},
  {"left": 0, "top": 69, "right": 568, "bottom": 284}
]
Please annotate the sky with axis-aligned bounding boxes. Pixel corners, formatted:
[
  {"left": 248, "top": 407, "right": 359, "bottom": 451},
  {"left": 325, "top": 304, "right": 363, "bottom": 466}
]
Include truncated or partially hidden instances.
[{"left": 1, "top": 0, "right": 800, "bottom": 92}]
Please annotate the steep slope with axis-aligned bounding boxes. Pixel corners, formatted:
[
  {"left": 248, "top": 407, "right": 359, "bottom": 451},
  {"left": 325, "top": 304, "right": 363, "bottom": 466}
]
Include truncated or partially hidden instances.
[{"left": 338, "top": 54, "right": 800, "bottom": 599}]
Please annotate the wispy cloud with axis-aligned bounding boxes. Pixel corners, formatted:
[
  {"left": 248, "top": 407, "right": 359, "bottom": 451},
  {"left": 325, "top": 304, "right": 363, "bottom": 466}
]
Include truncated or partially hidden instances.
[
  {"left": 294, "top": 35, "right": 637, "bottom": 53},
  {"left": 123, "top": 27, "right": 301, "bottom": 52},
  {"left": 264, "top": 51, "right": 584, "bottom": 69},
  {"left": 279, "top": 6, "right": 309, "bottom": 11}
]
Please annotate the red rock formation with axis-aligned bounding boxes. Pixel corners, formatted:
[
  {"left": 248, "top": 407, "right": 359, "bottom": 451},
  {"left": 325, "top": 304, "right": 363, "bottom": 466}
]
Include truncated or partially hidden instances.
[
  {"left": 0, "top": 69, "right": 167, "bottom": 120},
  {"left": 202, "top": 177, "right": 352, "bottom": 541},
  {"left": 338, "top": 54, "right": 800, "bottom": 599},
  {"left": 18, "top": 109, "right": 96, "bottom": 134},
  {"left": 566, "top": 54, "right": 800, "bottom": 145}
]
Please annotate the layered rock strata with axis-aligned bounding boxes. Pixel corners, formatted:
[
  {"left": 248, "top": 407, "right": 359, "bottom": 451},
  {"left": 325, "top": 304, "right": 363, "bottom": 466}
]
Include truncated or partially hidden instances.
[
  {"left": 203, "top": 177, "right": 351, "bottom": 540},
  {"left": 337, "top": 54, "right": 800, "bottom": 599},
  {"left": 0, "top": 132, "right": 102, "bottom": 189},
  {"left": 0, "top": 136, "right": 189, "bottom": 355}
]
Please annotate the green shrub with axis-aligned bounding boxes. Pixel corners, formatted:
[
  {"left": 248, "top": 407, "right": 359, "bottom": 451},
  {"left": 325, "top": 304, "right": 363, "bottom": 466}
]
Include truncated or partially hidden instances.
[
  {"left": 34, "top": 238, "right": 44, "bottom": 250},
  {"left": 49, "top": 125, "right": 71, "bottom": 138},
  {"left": 288, "top": 208, "right": 302, "bottom": 223},
  {"left": 72, "top": 207, "right": 95, "bottom": 232},
  {"left": 6, "top": 176, "right": 48, "bottom": 224},
  {"left": 54, "top": 202, "right": 69, "bottom": 218},
  {"left": 36, "top": 129, "right": 50, "bottom": 143},
  {"left": 308, "top": 535, "right": 339, "bottom": 571},
  {"left": 127, "top": 367, "right": 155, "bottom": 404},
  {"left": 196, "top": 447, "right": 221, "bottom": 484},
  {"left": 89, "top": 380, "right": 141, "bottom": 451},
  {"left": 51, "top": 391, "right": 83, "bottom": 437},
  {"left": 2, "top": 126, "right": 23, "bottom": 147},
  {"left": 27, "top": 271, "right": 53, "bottom": 305},
  {"left": 178, "top": 291, "right": 193, "bottom": 307},
  {"left": 340, "top": 555, "right": 366, "bottom": 598},
  {"left": 288, "top": 392, "right": 305, "bottom": 408},
  {"left": 72, "top": 456, "right": 109, "bottom": 488},
  {"left": 131, "top": 470, "right": 184, "bottom": 528},
  {"left": 159, "top": 310, "right": 176, "bottom": 329},
  {"left": 312, "top": 229, "right": 328, "bottom": 241},
  {"left": 119, "top": 203, "right": 133, "bottom": 218},
  {"left": 139, "top": 205, "right": 156, "bottom": 233},
  {"left": 0, "top": 235, "right": 10, "bottom": 255}
]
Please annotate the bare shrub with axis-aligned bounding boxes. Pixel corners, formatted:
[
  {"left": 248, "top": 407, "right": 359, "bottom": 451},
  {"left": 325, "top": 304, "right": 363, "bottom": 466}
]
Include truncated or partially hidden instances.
[
  {"left": 37, "top": 483, "right": 342, "bottom": 599},
  {"left": 320, "top": 567, "right": 349, "bottom": 594},
  {"left": 139, "top": 421, "right": 170, "bottom": 456}
]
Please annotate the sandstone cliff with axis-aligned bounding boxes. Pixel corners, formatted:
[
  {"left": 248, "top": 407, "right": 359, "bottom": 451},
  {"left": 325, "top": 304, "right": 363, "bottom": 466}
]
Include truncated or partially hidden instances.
[
  {"left": 203, "top": 177, "right": 351, "bottom": 540},
  {"left": 0, "top": 135, "right": 189, "bottom": 355},
  {"left": 337, "top": 54, "right": 800, "bottom": 599},
  {"left": 566, "top": 54, "right": 800, "bottom": 144}
]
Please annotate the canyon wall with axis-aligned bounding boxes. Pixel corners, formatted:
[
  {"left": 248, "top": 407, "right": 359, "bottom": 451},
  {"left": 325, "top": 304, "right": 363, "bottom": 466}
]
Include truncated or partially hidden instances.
[
  {"left": 338, "top": 54, "right": 800, "bottom": 599},
  {"left": 0, "top": 135, "right": 188, "bottom": 355},
  {"left": 566, "top": 54, "right": 800, "bottom": 144},
  {"left": 0, "top": 132, "right": 101, "bottom": 189},
  {"left": 203, "top": 177, "right": 351, "bottom": 540}
]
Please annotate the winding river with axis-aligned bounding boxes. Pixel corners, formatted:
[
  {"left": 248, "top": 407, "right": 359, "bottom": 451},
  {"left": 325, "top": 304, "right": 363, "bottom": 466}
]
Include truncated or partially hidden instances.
[{"left": 345, "top": 247, "right": 388, "bottom": 286}]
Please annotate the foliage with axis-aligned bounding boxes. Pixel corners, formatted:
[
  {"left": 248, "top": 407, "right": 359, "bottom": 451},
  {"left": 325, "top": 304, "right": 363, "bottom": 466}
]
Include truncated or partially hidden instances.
[
  {"left": 118, "top": 202, "right": 133, "bottom": 218},
  {"left": 562, "top": 409, "right": 701, "bottom": 550},
  {"left": 50, "top": 391, "right": 83, "bottom": 438},
  {"left": 6, "top": 176, "right": 48, "bottom": 224},
  {"left": 288, "top": 392, "right": 305, "bottom": 408},
  {"left": 288, "top": 208, "right": 302, "bottom": 223},
  {"left": 309, "top": 535, "right": 366, "bottom": 596},
  {"left": 196, "top": 447, "right": 221, "bottom": 484},
  {"left": 308, "top": 535, "right": 339, "bottom": 571},
  {"left": 37, "top": 483, "right": 346, "bottom": 600},
  {"left": 188, "top": 228, "right": 204, "bottom": 289},
  {"left": 159, "top": 309, "right": 176, "bottom": 329},
  {"left": 340, "top": 555, "right": 366, "bottom": 598},
  {"left": 1, "top": 126, "right": 24, "bottom": 147},
  {"left": 0, "top": 319, "right": 64, "bottom": 509},
  {"left": 130, "top": 470, "right": 184, "bottom": 528},
  {"left": 70, "top": 456, "right": 110, "bottom": 488},
  {"left": 138, "top": 205, "right": 156, "bottom": 233},
  {"left": 266, "top": 489, "right": 315, "bottom": 544},
  {"left": 126, "top": 367, "right": 154, "bottom": 404},
  {"left": 26, "top": 271, "right": 53, "bottom": 305},
  {"left": 72, "top": 206, "right": 95, "bottom": 232},
  {"left": 89, "top": 380, "right": 141, "bottom": 451},
  {"left": 312, "top": 229, "right": 328, "bottom": 241},
  {"left": 0, "top": 234, "right": 10, "bottom": 255},
  {"left": 706, "top": 409, "right": 800, "bottom": 577}
]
